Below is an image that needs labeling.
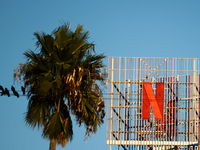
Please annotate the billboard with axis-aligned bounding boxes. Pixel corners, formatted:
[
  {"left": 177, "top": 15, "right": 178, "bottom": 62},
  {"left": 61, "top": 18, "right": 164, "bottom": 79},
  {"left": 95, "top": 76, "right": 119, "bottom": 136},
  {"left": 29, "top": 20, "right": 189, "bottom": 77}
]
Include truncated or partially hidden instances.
[{"left": 106, "top": 57, "right": 200, "bottom": 150}]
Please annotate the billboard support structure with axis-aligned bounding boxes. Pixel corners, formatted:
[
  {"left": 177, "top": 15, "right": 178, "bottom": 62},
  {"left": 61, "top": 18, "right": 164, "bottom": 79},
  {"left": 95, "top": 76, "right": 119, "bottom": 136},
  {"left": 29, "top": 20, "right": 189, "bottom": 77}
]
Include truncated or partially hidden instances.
[{"left": 107, "top": 57, "right": 200, "bottom": 150}]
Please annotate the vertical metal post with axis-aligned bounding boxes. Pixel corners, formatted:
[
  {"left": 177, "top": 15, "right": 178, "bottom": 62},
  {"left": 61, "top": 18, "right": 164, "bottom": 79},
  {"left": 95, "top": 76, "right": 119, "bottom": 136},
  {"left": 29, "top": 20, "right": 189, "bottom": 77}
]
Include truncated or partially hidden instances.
[
  {"left": 118, "top": 93, "right": 121, "bottom": 150},
  {"left": 193, "top": 59, "right": 199, "bottom": 144},
  {"left": 137, "top": 58, "right": 141, "bottom": 150},
  {"left": 175, "top": 77, "right": 179, "bottom": 142},
  {"left": 110, "top": 57, "right": 114, "bottom": 150},
  {"left": 118, "top": 58, "right": 121, "bottom": 150},
  {"left": 127, "top": 79, "right": 130, "bottom": 150},
  {"left": 193, "top": 59, "right": 197, "bottom": 143}
]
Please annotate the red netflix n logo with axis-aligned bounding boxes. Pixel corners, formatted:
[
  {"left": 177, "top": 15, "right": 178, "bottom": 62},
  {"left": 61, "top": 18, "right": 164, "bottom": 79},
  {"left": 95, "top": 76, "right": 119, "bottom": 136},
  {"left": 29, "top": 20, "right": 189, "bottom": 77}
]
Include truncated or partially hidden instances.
[{"left": 142, "top": 82, "right": 164, "bottom": 120}]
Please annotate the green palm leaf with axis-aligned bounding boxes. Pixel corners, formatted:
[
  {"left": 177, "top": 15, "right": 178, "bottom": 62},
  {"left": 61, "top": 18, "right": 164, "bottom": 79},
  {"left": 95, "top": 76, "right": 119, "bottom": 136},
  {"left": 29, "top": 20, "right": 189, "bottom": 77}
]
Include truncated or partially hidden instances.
[
  {"left": 43, "top": 111, "right": 64, "bottom": 138},
  {"left": 25, "top": 96, "right": 50, "bottom": 128},
  {"left": 43, "top": 111, "right": 73, "bottom": 143}
]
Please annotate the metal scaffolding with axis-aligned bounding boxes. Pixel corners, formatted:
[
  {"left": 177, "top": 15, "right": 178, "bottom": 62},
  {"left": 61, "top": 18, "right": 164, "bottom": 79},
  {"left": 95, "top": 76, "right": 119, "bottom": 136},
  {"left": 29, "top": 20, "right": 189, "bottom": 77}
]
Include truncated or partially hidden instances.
[{"left": 106, "top": 57, "right": 200, "bottom": 150}]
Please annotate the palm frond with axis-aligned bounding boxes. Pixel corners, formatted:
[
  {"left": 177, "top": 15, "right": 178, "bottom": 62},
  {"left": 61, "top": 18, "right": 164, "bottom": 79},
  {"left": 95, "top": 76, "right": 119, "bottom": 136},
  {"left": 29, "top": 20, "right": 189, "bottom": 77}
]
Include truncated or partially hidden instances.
[
  {"left": 54, "top": 23, "right": 72, "bottom": 50},
  {"left": 34, "top": 32, "right": 55, "bottom": 56},
  {"left": 23, "top": 50, "right": 41, "bottom": 63},
  {"left": 25, "top": 96, "right": 50, "bottom": 129},
  {"left": 42, "top": 111, "right": 73, "bottom": 143}
]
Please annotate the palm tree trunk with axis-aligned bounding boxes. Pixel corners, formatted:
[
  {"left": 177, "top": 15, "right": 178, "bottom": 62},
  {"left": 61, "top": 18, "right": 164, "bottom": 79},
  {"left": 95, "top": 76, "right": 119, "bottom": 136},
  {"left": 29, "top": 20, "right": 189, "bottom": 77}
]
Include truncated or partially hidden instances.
[{"left": 49, "top": 138, "right": 56, "bottom": 150}]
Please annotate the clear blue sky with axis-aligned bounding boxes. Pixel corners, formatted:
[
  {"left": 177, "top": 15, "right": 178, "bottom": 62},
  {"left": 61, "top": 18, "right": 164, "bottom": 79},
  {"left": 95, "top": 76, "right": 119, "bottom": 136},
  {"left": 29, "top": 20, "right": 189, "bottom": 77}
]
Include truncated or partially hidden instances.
[{"left": 0, "top": 0, "right": 200, "bottom": 150}]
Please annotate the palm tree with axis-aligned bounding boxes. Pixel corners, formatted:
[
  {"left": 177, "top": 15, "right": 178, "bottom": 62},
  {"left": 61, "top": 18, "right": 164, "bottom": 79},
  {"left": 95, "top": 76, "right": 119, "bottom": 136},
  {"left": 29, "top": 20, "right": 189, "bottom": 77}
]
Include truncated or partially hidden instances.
[{"left": 14, "top": 23, "right": 106, "bottom": 150}]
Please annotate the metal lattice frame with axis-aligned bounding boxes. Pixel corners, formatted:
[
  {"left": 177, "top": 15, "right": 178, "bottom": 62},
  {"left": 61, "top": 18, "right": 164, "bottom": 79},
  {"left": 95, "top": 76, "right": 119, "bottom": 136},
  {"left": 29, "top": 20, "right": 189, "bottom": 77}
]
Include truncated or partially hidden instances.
[{"left": 106, "top": 57, "right": 200, "bottom": 150}]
